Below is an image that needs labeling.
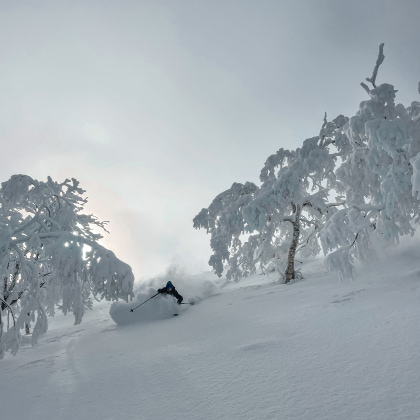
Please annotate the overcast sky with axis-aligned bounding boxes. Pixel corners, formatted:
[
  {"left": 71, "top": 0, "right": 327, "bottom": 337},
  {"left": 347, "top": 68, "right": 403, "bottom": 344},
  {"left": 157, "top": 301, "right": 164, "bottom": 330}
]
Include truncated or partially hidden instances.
[{"left": 1, "top": 0, "right": 419, "bottom": 281}]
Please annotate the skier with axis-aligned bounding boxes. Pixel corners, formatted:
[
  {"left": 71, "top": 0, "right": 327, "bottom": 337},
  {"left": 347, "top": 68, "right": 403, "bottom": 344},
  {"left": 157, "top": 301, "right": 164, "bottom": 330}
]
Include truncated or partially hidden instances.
[{"left": 157, "top": 281, "right": 183, "bottom": 305}]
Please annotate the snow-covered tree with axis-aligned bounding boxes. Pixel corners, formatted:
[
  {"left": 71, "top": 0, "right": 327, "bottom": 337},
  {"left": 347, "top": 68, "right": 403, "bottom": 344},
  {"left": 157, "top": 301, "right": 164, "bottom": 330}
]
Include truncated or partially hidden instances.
[
  {"left": 193, "top": 182, "right": 259, "bottom": 281},
  {"left": 242, "top": 114, "right": 349, "bottom": 283},
  {"left": 0, "top": 175, "right": 134, "bottom": 358},
  {"left": 195, "top": 114, "right": 350, "bottom": 283},
  {"left": 196, "top": 43, "right": 420, "bottom": 283},
  {"left": 321, "top": 44, "right": 420, "bottom": 279}
]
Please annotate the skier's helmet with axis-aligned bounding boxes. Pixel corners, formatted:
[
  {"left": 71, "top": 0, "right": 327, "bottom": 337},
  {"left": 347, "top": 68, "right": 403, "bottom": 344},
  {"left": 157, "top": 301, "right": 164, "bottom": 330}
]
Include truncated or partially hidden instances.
[{"left": 166, "top": 281, "right": 173, "bottom": 290}]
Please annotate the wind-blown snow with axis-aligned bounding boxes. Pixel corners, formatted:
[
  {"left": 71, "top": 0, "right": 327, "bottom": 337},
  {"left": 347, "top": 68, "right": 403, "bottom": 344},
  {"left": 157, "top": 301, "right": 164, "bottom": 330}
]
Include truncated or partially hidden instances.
[
  {"left": 110, "top": 291, "right": 180, "bottom": 324},
  {"left": 110, "top": 267, "right": 219, "bottom": 325},
  {"left": 2, "top": 241, "right": 420, "bottom": 420}
]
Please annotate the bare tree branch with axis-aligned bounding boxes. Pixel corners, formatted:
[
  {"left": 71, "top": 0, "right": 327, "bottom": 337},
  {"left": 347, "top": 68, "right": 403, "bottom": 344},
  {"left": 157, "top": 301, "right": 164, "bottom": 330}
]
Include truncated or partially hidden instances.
[{"left": 366, "top": 43, "right": 385, "bottom": 88}]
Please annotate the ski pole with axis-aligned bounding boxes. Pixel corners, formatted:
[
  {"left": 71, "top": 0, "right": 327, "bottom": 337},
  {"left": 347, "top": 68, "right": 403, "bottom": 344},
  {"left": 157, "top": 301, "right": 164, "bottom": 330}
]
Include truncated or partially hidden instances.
[{"left": 130, "top": 293, "right": 159, "bottom": 312}]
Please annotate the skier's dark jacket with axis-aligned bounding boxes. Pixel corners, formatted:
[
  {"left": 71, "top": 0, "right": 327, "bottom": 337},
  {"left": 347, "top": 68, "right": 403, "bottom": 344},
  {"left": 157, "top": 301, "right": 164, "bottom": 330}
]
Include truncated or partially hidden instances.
[{"left": 157, "top": 282, "right": 183, "bottom": 304}]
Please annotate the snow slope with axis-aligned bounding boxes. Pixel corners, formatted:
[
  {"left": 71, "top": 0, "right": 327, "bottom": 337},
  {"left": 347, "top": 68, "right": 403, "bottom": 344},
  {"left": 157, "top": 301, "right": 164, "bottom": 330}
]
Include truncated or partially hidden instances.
[{"left": 2, "top": 241, "right": 420, "bottom": 420}]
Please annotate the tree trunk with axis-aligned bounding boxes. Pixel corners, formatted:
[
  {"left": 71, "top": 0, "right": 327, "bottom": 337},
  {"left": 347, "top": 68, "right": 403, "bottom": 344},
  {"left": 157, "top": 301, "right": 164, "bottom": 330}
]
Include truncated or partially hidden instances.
[
  {"left": 25, "top": 312, "right": 31, "bottom": 335},
  {"left": 1, "top": 278, "right": 7, "bottom": 312},
  {"left": 0, "top": 311, "right": 3, "bottom": 349},
  {"left": 285, "top": 205, "right": 301, "bottom": 284}
]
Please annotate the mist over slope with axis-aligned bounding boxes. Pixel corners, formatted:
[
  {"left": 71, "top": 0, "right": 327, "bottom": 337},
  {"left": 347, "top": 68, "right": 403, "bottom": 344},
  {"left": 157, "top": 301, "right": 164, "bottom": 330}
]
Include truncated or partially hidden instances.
[{"left": 2, "top": 240, "right": 420, "bottom": 420}]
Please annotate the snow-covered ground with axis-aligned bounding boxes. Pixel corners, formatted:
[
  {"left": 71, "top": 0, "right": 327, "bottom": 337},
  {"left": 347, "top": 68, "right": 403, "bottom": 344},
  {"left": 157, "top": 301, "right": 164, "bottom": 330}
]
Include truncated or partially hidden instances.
[{"left": 2, "top": 240, "right": 420, "bottom": 420}]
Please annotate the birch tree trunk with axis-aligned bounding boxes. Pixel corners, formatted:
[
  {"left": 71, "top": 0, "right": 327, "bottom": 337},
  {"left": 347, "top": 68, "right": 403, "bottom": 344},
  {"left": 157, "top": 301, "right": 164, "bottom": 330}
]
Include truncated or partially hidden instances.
[{"left": 285, "top": 204, "right": 301, "bottom": 284}]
